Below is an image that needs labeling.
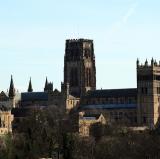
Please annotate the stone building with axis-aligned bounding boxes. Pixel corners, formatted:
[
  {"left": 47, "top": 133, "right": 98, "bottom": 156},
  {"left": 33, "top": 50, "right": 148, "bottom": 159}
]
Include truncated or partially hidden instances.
[
  {"left": 79, "top": 58, "right": 160, "bottom": 129},
  {"left": 137, "top": 58, "right": 160, "bottom": 128},
  {"left": 79, "top": 88, "right": 137, "bottom": 126},
  {"left": 59, "top": 39, "right": 160, "bottom": 129},
  {"left": 0, "top": 105, "right": 13, "bottom": 135},
  {"left": 79, "top": 112, "right": 106, "bottom": 136},
  {"left": 5, "top": 38, "right": 160, "bottom": 134}
]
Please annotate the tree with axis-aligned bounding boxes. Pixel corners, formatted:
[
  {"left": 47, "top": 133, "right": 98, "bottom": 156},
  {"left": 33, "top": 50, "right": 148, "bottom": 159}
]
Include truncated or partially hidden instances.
[{"left": 11, "top": 105, "right": 65, "bottom": 159}]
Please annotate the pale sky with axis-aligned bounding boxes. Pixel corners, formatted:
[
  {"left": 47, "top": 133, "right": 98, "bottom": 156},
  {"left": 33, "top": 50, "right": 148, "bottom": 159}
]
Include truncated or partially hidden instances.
[{"left": 0, "top": 0, "right": 160, "bottom": 92}]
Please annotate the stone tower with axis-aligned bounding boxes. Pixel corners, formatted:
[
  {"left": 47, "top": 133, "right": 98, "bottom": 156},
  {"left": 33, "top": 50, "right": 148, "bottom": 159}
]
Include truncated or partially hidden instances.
[
  {"left": 63, "top": 39, "right": 96, "bottom": 97},
  {"left": 137, "top": 58, "right": 160, "bottom": 128}
]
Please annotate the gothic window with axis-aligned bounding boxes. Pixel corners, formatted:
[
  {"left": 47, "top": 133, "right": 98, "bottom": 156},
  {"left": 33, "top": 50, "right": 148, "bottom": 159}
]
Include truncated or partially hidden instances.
[
  {"left": 85, "top": 68, "right": 92, "bottom": 87},
  {"left": 84, "top": 49, "right": 91, "bottom": 58}
]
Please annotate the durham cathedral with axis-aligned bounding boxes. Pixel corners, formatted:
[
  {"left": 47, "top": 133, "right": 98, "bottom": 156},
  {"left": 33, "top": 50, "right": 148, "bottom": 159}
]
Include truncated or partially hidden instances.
[{"left": 1, "top": 38, "right": 160, "bottom": 136}]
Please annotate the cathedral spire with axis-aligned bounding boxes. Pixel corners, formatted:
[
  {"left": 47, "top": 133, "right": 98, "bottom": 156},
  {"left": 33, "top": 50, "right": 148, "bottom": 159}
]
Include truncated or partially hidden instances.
[
  {"left": 9, "top": 75, "right": 15, "bottom": 98},
  {"left": 28, "top": 77, "right": 33, "bottom": 92}
]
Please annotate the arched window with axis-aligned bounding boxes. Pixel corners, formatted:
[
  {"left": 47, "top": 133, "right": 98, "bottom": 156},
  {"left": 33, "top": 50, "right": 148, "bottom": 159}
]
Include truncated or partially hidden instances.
[{"left": 85, "top": 68, "right": 92, "bottom": 86}]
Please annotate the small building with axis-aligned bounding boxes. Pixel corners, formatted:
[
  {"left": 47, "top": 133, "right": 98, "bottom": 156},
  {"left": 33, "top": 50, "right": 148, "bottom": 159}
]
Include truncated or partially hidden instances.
[{"left": 79, "top": 112, "right": 106, "bottom": 136}]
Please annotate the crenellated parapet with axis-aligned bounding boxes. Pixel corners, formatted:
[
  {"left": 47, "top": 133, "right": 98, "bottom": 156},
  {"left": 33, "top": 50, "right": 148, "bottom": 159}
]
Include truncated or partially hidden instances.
[
  {"left": 137, "top": 58, "right": 160, "bottom": 68},
  {"left": 66, "top": 39, "right": 93, "bottom": 43}
]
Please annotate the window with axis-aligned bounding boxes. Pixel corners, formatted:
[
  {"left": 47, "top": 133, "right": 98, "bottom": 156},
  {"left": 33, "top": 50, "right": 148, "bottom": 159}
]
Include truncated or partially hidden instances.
[{"left": 157, "top": 87, "right": 160, "bottom": 94}]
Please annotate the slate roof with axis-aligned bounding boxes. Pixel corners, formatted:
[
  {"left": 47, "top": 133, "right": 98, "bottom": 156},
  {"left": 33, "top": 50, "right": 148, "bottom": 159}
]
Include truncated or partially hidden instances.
[
  {"left": 83, "top": 113, "right": 102, "bottom": 119},
  {"left": 0, "top": 91, "right": 9, "bottom": 101},
  {"left": 79, "top": 104, "right": 137, "bottom": 110},
  {"left": 21, "top": 92, "right": 48, "bottom": 101},
  {"left": 84, "top": 88, "right": 137, "bottom": 98}
]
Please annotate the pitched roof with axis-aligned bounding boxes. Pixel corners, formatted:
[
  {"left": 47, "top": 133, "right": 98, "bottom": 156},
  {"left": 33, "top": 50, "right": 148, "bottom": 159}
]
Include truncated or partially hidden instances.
[
  {"left": 0, "top": 91, "right": 9, "bottom": 101},
  {"left": 84, "top": 88, "right": 137, "bottom": 98}
]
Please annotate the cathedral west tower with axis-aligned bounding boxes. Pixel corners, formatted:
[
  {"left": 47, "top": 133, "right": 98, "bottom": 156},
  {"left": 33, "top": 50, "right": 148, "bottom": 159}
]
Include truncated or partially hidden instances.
[{"left": 63, "top": 39, "right": 96, "bottom": 98}]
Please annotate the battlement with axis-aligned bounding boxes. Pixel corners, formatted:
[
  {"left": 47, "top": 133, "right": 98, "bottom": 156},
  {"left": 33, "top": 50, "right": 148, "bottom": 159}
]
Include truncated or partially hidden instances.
[
  {"left": 137, "top": 58, "right": 160, "bottom": 68},
  {"left": 66, "top": 38, "right": 93, "bottom": 43}
]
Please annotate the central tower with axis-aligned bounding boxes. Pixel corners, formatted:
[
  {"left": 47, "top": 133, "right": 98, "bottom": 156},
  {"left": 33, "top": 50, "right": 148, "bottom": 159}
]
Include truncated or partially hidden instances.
[{"left": 63, "top": 39, "right": 96, "bottom": 97}]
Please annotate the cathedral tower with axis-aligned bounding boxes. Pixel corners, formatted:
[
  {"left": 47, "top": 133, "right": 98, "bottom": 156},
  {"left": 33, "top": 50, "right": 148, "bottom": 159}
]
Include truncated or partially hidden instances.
[
  {"left": 137, "top": 58, "right": 160, "bottom": 128},
  {"left": 63, "top": 39, "right": 96, "bottom": 97}
]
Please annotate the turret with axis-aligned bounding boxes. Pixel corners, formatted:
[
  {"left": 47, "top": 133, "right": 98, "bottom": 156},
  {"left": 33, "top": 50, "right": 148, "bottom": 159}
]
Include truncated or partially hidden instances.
[
  {"left": 137, "top": 58, "right": 160, "bottom": 68},
  {"left": 28, "top": 77, "right": 33, "bottom": 92},
  {"left": 61, "top": 82, "right": 69, "bottom": 98},
  {"left": 151, "top": 57, "right": 154, "bottom": 66},
  {"left": 44, "top": 77, "right": 53, "bottom": 92},
  {"left": 136, "top": 58, "right": 139, "bottom": 67},
  {"left": 9, "top": 75, "right": 15, "bottom": 99},
  {"left": 44, "top": 77, "right": 48, "bottom": 91},
  {"left": 145, "top": 59, "right": 148, "bottom": 66}
]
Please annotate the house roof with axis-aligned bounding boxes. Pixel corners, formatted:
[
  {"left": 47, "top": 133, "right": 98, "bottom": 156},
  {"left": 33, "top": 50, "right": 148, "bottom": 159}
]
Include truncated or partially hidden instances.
[{"left": 83, "top": 88, "right": 137, "bottom": 99}]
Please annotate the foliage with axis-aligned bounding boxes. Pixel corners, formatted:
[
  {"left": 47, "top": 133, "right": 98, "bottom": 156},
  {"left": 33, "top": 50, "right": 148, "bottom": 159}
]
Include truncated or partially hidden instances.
[{"left": 2, "top": 109, "right": 160, "bottom": 159}]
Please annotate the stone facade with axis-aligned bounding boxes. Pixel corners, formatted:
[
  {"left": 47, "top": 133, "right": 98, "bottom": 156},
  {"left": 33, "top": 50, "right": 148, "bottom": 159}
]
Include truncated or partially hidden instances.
[
  {"left": 0, "top": 106, "right": 13, "bottom": 135},
  {"left": 3, "top": 39, "right": 160, "bottom": 135},
  {"left": 79, "top": 89, "right": 137, "bottom": 126},
  {"left": 79, "top": 112, "right": 106, "bottom": 136},
  {"left": 63, "top": 39, "right": 96, "bottom": 98},
  {"left": 137, "top": 59, "right": 160, "bottom": 128}
]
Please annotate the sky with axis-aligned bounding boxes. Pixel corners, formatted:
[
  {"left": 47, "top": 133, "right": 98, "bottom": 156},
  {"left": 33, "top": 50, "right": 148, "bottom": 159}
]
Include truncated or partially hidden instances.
[{"left": 0, "top": 0, "right": 160, "bottom": 92}]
